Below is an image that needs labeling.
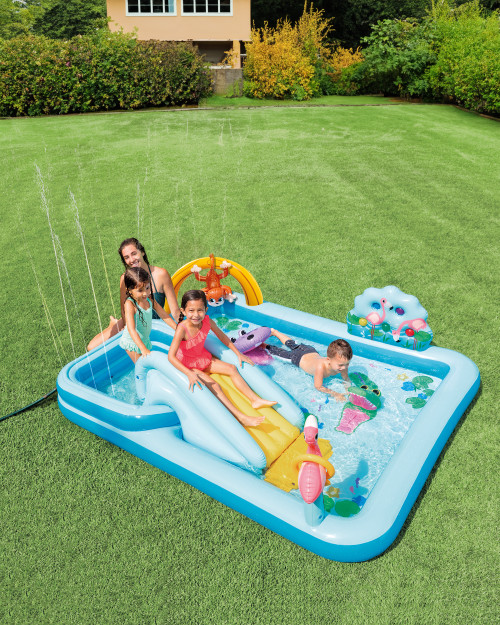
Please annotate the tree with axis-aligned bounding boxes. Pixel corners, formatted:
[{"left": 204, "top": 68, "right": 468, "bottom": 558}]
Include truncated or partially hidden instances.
[
  {"left": 32, "top": 0, "right": 106, "bottom": 39},
  {"left": 330, "top": 0, "right": 430, "bottom": 47},
  {"left": 252, "top": 0, "right": 499, "bottom": 48},
  {"left": 251, "top": 0, "right": 311, "bottom": 29},
  {"left": 0, "top": 0, "right": 42, "bottom": 39}
]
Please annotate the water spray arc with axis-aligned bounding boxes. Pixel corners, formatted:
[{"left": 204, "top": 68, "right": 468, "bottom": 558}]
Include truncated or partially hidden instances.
[
  {"left": 36, "top": 164, "right": 76, "bottom": 360},
  {"left": 70, "top": 191, "right": 115, "bottom": 394}
]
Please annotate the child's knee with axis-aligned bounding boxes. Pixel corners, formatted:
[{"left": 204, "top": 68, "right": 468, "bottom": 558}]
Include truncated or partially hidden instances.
[{"left": 227, "top": 364, "right": 238, "bottom": 376}]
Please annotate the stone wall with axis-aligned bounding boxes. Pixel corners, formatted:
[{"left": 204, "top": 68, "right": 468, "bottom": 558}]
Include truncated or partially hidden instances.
[{"left": 211, "top": 68, "right": 244, "bottom": 96}]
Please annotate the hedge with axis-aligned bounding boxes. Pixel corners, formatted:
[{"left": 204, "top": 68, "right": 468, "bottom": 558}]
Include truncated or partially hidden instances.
[
  {"left": 351, "top": 1, "right": 500, "bottom": 115},
  {"left": 0, "top": 30, "right": 213, "bottom": 117},
  {"left": 426, "top": 7, "right": 500, "bottom": 114}
]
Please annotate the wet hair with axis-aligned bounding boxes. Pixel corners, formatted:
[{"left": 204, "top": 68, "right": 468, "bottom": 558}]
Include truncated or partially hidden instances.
[
  {"left": 123, "top": 266, "right": 150, "bottom": 323},
  {"left": 118, "top": 238, "right": 150, "bottom": 268},
  {"left": 327, "top": 339, "right": 353, "bottom": 361},
  {"left": 178, "top": 289, "right": 207, "bottom": 324}
]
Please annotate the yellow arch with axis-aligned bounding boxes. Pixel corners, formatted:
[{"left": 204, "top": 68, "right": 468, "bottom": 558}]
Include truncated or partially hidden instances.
[{"left": 170, "top": 256, "right": 263, "bottom": 307}]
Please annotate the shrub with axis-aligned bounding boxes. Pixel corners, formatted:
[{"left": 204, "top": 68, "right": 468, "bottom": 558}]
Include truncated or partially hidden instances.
[
  {"left": 0, "top": 35, "right": 67, "bottom": 116},
  {"left": 244, "top": 21, "right": 315, "bottom": 100},
  {"left": 426, "top": 2, "right": 500, "bottom": 114},
  {"left": 324, "top": 46, "right": 364, "bottom": 95},
  {"left": 0, "top": 30, "right": 212, "bottom": 116},
  {"left": 244, "top": 3, "right": 336, "bottom": 100},
  {"left": 359, "top": 18, "right": 436, "bottom": 98},
  {"left": 65, "top": 30, "right": 138, "bottom": 113},
  {"left": 131, "top": 40, "right": 213, "bottom": 108},
  {"left": 353, "top": 1, "right": 500, "bottom": 114}
]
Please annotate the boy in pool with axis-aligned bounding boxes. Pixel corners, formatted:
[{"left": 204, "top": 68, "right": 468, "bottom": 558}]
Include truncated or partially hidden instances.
[{"left": 266, "top": 331, "right": 352, "bottom": 402}]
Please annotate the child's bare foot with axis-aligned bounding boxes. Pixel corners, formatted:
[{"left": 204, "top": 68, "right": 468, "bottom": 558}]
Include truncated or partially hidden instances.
[
  {"left": 251, "top": 399, "right": 277, "bottom": 410},
  {"left": 238, "top": 414, "right": 265, "bottom": 427}
]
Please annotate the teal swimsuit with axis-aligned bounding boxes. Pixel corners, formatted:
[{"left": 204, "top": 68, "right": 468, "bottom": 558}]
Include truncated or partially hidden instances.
[{"left": 119, "top": 298, "right": 153, "bottom": 354}]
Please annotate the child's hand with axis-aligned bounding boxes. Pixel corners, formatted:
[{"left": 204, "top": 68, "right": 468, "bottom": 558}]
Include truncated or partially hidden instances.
[
  {"left": 187, "top": 371, "right": 203, "bottom": 392},
  {"left": 238, "top": 353, "right": 254, "bottom": 367},
  {"left": 332, "top": 391, "right": 347, "bottom": 402},
  {"left": 141, "top": 348, "right": 151, "bottom": 358}
]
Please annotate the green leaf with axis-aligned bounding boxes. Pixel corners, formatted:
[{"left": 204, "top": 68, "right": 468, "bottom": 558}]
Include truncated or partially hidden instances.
[
  {"left": 415, "top": 331, "right": 431, "bottom": 342},
  {"left": 215, "top": 316, "right": 229, "bottom": 329},
  {"left": 347, "top": 312, "right": 361, "bottom": 325},
  {"left": 412, "top": 375, "right": 434, "bottom": 390},
  {"left": 406, "top": 397, "right": 426, "bottom": 409},
  {"left": 224, "top": 321, "right": 242, "bottom": 331}
]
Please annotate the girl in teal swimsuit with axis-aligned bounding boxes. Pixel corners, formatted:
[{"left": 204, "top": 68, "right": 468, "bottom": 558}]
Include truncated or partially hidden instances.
[
  {"left": 87, "top": 238, "right": 180, "bottom": 352},
  {"left": 120, "top": 267, "right": 176, "bottom": 363}
]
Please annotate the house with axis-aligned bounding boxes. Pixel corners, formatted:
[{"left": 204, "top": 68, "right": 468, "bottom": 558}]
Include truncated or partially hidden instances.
[{"left": 106, "top": 0, "right": 250, "bottom": 68}]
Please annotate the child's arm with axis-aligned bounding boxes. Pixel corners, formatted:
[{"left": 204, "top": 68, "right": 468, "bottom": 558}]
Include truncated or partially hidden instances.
[
  {"left": 157, "top": 268, "right": 181, "bottom": 323},
  {"left": 152, "top": 299, "right": 177, "bottom": 331},
  {"left": 119, "top": 274, "right": 127, "bottom": 321},
  {"left": 313, "top": 362, "right": 347, "bottom": 402},
  {"left": 123, "top": 300, "right": 151, "bottom": 358},
  {"left": 167, "top": 324, "right": 203, "bottom": 391},
  {"left": 341, "top": 366, "right": 350, "bottom": 385},
  {"left": 209, "top": 319, "right": 254, "bottom": 367}
]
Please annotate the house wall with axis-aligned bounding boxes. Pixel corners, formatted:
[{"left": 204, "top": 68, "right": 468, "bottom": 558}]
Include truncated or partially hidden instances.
[{"left": 107, "top": 0, "right": 251, "bottom": 42}]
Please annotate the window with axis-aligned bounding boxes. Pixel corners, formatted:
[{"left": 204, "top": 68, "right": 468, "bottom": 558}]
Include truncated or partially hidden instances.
[
  {"left": 127, "top": 0, "right": 175, "bottom": 15},
  {"left": 182, "top": 0, "right": 231, "bottom": 15}
]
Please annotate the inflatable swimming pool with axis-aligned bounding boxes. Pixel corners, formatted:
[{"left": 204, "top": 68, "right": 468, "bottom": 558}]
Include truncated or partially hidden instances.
[{"left": 57, "top": 262, "right": 480, "bottom": 562}]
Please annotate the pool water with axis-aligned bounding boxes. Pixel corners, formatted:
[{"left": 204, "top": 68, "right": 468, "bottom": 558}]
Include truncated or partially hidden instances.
[
  {"left": 246, "top": 328, "right": 441, "bottom": 509},
  {"left": 100, "top": 368, "right": 142, "bottom": 406},
  {"left": 99, "top": 317, "right": 442, "bottom": 511}
]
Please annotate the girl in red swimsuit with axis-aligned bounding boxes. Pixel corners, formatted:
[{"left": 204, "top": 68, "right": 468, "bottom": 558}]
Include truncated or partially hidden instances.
[{"left": 168, "top": 290, "right": 277, "bottom": 427}]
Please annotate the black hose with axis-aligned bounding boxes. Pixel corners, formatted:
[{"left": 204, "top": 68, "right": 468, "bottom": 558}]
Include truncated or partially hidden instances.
[{"left": 0, "top": 389, "right": 57, "bottom": 424}]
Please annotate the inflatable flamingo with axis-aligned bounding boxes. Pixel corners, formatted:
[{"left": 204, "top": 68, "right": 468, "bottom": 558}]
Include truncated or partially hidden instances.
[
  {"left": 366, "top": 298, "right": 392, "bottom": 339},
  {"left": 366, "top": 298, "right": 392, "bottom": 326},
  {"left": 392, "top": 318, "right": 427, "bottom": 342},
  {"left": 298, "top": 415, "right": 329, "bottom": 504}
]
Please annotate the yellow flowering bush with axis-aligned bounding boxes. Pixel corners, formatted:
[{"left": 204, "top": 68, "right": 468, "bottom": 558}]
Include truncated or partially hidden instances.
[
  {"left": 244, "top": 22, "right": 315, "bottom": 100},
  {"left": 244, "top": 3, "right": 334, "bottom": 100},
  {"left": 318, "top": 45, "right": 364, "bottom": 95},
  {"left": 330, "top": 47, "right": 364, "bottom": 80}
]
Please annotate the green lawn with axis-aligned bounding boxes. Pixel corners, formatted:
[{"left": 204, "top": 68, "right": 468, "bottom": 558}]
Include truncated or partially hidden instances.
[
  {"left": 200, "top": 93, "right": 396, "bottom": 108},
  {"left": 1, "top": 102, "right": 498, "bottom": 625}
]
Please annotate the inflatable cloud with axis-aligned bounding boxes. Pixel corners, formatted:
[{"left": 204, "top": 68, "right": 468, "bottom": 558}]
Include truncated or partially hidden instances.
[{"left": 347, "top": 286, "right": 433, "bottom": 350}]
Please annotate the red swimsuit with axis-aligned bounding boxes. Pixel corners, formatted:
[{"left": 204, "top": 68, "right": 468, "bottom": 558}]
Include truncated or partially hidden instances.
[{"left": 176, "top": 315, "right": 213, "bottom": 371}]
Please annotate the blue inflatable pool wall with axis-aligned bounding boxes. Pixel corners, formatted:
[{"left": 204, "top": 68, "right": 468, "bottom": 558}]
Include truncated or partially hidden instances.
[{"left": 57, "top": 295, "right": 479, "bottom": 562}]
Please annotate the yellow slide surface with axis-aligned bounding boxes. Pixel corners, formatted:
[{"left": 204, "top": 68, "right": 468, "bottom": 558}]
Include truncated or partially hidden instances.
[
  {"left": 170, "top": 256, "right": 264, "bottom": 309},
  {"left": 210, "top": 373, "right": 299, "bottom": 468},
  {"left": 210, "top": 374, "right": 333, "bottom": 492}
]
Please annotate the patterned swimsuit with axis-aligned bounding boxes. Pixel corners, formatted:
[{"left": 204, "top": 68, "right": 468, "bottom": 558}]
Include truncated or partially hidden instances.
[{"left": 176, "top": 315, "right": 213, "bottom": 371}]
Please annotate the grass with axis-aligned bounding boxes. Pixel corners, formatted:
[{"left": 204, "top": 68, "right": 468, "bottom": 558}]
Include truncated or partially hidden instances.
[
  {"left": 199, "top": 94, "right": 395, "bottom": 108},
  {"left": 1, "top": 101, "right": 499, "bottom": 625}
]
